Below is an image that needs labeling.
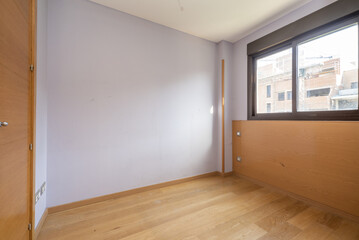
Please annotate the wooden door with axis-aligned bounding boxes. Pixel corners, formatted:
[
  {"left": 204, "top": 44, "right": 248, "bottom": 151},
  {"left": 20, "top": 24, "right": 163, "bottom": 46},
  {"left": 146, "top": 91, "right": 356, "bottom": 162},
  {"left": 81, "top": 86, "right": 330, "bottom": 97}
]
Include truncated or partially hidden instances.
[{"left": 0, "top": 0, "right": 34, "bottom": 239}]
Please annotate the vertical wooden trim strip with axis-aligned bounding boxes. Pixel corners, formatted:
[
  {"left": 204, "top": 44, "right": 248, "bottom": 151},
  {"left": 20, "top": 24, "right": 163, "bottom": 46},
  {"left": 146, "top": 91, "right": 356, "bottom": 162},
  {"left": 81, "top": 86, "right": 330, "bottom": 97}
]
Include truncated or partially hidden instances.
[
  {"left": 30, "top": 0, "right": 37, "bottom": 239},
  {"left": 221, "top": 59, "right": 225, "bottom": 173}
]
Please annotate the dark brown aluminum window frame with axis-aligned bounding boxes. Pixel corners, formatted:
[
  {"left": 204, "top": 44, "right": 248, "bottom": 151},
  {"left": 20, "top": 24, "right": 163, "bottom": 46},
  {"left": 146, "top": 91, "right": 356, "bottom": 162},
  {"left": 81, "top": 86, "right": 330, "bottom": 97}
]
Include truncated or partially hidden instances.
[{"left": 248, "top": 9, "right": 359, "bottom": 121}]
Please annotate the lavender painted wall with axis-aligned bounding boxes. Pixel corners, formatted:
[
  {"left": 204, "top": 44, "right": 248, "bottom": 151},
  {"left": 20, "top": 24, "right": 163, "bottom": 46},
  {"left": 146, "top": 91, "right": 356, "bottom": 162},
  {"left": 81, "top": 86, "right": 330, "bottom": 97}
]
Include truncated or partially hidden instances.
[
  {"left": 46, "top": 0, "right": 219, "bottom": 207},
  {"left": 35, "top": 0, "right": 48, "bottom": 227}
]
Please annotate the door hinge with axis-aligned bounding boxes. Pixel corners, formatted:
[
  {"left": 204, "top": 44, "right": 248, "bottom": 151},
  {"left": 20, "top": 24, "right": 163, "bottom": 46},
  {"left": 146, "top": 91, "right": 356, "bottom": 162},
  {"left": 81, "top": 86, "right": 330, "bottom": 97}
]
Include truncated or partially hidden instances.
[
  {"left": 30, "top": 64, "right": 34, "bottom": 72},
  {"left": 28, "top": 223, "right": 32, "bottom": 231},
  {"left": 29, "top": 144, "right": 33, "bottom": 151}
]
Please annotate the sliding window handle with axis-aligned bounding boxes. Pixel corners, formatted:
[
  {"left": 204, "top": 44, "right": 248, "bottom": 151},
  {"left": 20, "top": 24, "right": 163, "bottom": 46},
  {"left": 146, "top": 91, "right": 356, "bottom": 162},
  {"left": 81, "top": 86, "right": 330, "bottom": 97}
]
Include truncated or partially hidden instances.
[{"left": 0, "top": 121, "right": 8, "bottom": 127}]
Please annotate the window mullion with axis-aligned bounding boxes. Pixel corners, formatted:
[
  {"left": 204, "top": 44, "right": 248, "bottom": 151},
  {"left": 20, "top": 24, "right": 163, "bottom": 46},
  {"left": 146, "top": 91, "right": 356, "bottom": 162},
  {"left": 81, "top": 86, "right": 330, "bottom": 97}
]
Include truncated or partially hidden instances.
[{"left": 292, "top": 42, "right": 298, "bottom": 116}]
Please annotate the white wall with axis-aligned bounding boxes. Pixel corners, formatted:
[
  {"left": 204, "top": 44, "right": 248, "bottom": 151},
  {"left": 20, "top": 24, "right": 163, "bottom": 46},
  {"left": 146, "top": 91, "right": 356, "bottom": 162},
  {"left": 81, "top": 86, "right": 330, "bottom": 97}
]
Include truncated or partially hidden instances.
[
  {"left": 46, "top": 0, "right": 218, "bottom": 207},
  {"left": 35, "top": 0, "right": 48, "bottom": 227},
  {"left": 231, "top": 0, "right": 337, "bottom": 120}
]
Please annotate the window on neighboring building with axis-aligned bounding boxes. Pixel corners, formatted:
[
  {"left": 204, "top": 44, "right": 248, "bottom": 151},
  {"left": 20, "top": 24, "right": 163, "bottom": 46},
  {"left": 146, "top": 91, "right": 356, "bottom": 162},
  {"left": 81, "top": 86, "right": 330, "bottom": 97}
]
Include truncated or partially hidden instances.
[
  {"left": 278, "top": 92, "right": 285, "bottom": 101},
  {"left": 352, "top": 82, "right": 358, "bottom": 89},
  {"left": 287, "top": 91, "right": 292, "bottom": 100},
  {"left": 248, "top": 13, "right": 359, "bottom": 120},
  {"left": 266, "top": 85, "right": 271, "bottom": 98},
  {"left": 306, "top": 88, "right": 331, "bottom": 98}
]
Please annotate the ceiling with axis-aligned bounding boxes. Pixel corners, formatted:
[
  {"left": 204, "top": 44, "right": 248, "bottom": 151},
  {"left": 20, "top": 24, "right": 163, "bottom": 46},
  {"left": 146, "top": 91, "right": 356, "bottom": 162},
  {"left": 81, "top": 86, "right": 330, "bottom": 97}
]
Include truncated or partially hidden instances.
[{"left": 90, "top": 0, "right": 312, "bottom": 43}]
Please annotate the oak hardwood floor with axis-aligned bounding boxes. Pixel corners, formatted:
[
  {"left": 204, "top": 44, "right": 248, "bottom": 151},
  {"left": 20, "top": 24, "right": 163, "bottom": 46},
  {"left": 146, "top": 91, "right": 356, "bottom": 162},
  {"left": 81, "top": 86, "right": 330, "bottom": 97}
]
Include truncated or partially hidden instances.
[{"left": 38, "top": 176, "right": 359, "bottom": 240}]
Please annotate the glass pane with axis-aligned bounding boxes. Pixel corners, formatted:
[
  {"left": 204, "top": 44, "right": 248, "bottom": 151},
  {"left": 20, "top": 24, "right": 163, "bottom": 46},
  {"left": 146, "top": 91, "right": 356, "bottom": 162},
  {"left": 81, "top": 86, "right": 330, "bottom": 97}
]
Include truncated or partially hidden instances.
[
  {"left": 256, "top": 48, "right": 292, "bottom": 113},
  {"left": 297, "top": 23, "right": 358, "bottom": 112}
]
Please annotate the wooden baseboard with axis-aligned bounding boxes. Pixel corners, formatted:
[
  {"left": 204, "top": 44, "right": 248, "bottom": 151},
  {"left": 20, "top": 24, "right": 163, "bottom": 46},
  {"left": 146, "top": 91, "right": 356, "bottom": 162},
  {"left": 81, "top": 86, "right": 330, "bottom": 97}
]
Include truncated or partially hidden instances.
[
  {"left": 217, "top": 171, "right": 233, "bottom": 177},
  {"left": 34, "top": 208, "right": 48, "bottom": 240},
  {"left": 235, "top": 173, "right": 359, "bottom": 223},
  {"left": 48, "top": 171, "right": 221, "bottom": 214}
]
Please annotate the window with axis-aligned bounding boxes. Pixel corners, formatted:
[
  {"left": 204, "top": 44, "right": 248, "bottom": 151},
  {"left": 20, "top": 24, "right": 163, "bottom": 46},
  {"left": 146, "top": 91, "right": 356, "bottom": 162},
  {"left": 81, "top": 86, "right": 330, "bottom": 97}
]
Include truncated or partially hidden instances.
[
  {"left": 248, "top": 13, "right": 359, "bottom": 120},
  {"left": 297, "top": 24, "right": 357, "bottom": 112},
  {"left": 266, "top": 85, "right": 271, "bottom": 98},
  {"left": 306, "top": 88, "right": 331, "bottom": 98},
  {"left": 278, "top": 92, "right": 285, "bottom": 101},
  {"left": 287, "top": 91, "right": 292, "bottom": 100},
  {"left": 256, "top": 48, "right": 292, "bottom": 113}
]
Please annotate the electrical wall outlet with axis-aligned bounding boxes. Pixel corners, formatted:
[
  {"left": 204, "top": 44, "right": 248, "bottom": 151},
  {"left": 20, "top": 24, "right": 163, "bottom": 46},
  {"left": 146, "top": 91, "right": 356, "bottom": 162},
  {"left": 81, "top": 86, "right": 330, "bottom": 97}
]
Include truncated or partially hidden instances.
[
  {"left": 35, "top": 182, "right": 46, "bottom": 205},
  {"left": 40, "top": 182, "right": 46, "bottom": 195},
  {"left": 35, "top": 190, "right": 41, "bottom": 204}
]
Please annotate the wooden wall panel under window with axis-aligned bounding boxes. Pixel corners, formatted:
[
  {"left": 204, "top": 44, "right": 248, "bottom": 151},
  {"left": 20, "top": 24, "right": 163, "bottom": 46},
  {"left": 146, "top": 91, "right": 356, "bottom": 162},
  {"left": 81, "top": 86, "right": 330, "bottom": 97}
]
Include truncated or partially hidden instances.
[{"left": 232, "top": 120, "right": 359, "bottom": 219}]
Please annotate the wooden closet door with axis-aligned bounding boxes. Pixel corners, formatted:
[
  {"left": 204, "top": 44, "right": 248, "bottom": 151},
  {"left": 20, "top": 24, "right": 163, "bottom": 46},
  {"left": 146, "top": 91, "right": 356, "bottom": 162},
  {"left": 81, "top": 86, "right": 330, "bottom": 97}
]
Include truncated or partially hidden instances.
[{"left": 0, "top": 0, "right": 33, "bottom": 239}]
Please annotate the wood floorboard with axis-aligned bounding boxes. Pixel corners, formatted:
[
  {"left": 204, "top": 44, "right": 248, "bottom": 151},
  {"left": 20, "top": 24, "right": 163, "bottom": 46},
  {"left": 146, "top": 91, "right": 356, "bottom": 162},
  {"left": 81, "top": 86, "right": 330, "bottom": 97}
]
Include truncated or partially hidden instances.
[{"left": 38, "top": 176, "right": 359, "bottom": 240}]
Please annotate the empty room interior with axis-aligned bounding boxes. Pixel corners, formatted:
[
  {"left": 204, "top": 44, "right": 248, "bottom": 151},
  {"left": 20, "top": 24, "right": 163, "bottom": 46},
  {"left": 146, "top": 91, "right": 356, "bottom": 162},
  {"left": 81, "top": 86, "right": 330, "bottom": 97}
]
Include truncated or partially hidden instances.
[{"left": 2, "top": 0, "right": 359, "bottom": 239}]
